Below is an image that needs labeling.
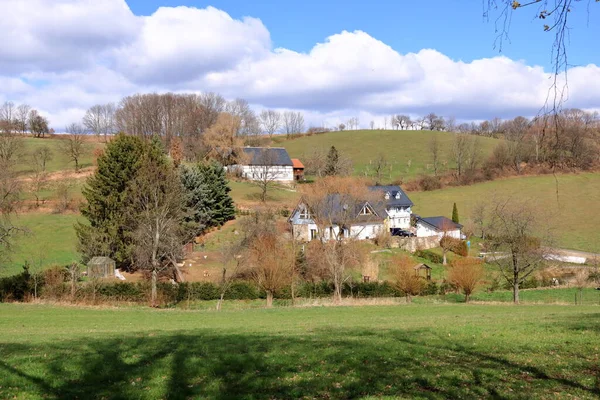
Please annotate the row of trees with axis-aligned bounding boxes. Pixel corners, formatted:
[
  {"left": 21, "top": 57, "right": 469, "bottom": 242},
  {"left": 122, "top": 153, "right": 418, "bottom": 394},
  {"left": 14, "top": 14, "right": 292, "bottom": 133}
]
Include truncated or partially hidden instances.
[
  {"left": 0, "top": 101, "right": 51, "bottom": 137},
  {"left": 76, "top": 134, "right": 235, "bottom": 305}
]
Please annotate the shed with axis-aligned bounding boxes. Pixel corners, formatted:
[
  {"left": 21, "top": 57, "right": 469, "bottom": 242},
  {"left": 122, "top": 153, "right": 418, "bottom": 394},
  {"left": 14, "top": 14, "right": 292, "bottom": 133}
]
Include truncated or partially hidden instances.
[
  {"left": 292, "top": 158, "right": 305, "bottom": 181},
  {"left": 414, "top": 263, "right": 432, "bottom": 281},
  {"left": 87, "top": 257, "right": 116, "bottom": 279}
]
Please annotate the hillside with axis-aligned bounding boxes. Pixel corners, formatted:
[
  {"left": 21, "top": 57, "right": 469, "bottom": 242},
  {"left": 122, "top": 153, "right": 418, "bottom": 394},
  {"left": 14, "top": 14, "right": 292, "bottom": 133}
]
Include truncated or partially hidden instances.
[
  {"left": 275, "top": 129, "right": 501, "bottom": 181},
  {"left": 410, "top": 172, "right": 600, "bottom": 252}
]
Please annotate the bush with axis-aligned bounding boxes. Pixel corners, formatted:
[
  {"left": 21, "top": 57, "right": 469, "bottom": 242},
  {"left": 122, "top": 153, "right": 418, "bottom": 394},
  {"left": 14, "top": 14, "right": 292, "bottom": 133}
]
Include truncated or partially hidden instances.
[
  {"left": 420, "top": 281, "right": 439, "bottom": 296},
  {"left": 415, "top": 250, "right": 443, "bottom": 264},
  {"left": 417, "top": 175, "right": 442, "bottom": 191},
  {"left": 0, "top": 265, "right": 33, "bottom": 302}
]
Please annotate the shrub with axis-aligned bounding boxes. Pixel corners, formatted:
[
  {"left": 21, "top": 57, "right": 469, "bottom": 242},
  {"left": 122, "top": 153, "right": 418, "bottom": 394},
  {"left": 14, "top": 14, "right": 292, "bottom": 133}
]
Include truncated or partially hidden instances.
[
  {"left": 415, "top": 250, "right": 443, "bottom": 264},
  {"left": 418, "top": 174, "right": 442, "bottom": 191},
  {"left": 0, "top": 266, "right": 33, "bottom": 302}
]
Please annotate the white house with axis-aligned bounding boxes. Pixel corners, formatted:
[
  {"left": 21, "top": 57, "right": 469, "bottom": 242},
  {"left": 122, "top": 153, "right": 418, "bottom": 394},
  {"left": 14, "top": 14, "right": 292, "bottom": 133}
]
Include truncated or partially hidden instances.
[
  {"left": 289, "top": 198, "right": 387, "bottom": 242},
  {"left": 368, "top": 185, "right": 413, "bottom": 230},
  {"left": 415, "top": 216, "right": 463, "bottom": 239},
  {"left": 230, "top": 147, "right": 294, "bottom": 182}
]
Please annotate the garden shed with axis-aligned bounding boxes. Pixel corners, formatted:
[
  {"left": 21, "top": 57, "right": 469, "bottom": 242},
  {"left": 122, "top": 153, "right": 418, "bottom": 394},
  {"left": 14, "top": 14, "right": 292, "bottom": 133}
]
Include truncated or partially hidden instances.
[{"left": 87, "top": 257, "right": 116, "bottom": 279}]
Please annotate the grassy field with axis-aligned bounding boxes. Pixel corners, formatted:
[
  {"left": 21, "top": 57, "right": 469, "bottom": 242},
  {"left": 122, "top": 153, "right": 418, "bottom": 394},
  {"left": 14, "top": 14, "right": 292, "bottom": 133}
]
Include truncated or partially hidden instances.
[
  {"left": 3, "top": 213, "right": 81, "bottom": 277},
  {"left": 410, "top": 172, "right": 600, "bottom": 252},
  {"left": 276, "top": 130, "right": 500, "bottom": 181},
  {"left": 0, "top": 303, "right": 599, "bottom": 399},
  {"left": 229, "top": 180, "right": 300, "bottom": 208},
  {"left": 16, "top": 137, "right": 103, "bottom": 175}
]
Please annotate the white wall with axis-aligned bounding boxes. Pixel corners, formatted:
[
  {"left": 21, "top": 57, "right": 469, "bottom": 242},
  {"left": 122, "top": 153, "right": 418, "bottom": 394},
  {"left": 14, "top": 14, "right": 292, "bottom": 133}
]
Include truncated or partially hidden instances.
[
  {"left": 230, "top": 165, "right": 293, "bottom": 182},
  {"left": 416, "top": 222, "right": 461, "bottom": 239},
  {"left": 386, "top": 206, "right": 411, "bottom": 229}
]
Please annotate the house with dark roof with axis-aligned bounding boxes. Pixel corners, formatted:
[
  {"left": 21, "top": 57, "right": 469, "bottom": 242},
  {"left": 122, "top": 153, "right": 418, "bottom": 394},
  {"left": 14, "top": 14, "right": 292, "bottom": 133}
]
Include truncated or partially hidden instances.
[
  {"left": 231, "top": 147, "right": 294, "bottom": 182},
  {"left": 415, "top": 216, "right": 463, "bottom": 239},
  {"left": 368, "top": 185, "right": 413, "bottom": 230},
  {"left": 289, "top": 195, "right": 387, "bottom": 242}
]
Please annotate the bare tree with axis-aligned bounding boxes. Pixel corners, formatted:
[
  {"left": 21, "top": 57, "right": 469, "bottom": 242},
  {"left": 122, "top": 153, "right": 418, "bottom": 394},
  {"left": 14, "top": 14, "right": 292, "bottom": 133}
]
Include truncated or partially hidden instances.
[
  {"left": 0, "top": 131, "right": 23, "bottom": 167},
  {"left": 216, "top": 239, "right": 245, "bottom": 311},
  {"left": 83, "top": 103, "right": 116, "bottom": 142},
  {"left": 282, "top": 111, "right": 305, "bottom": 136},
  {"left": 203, "top": 113, "right": 244, "bottom": 165},
  {"left": 15, "top": 104, "right": 31, "bottom": 135},
  {"left": 369, "top": 120, "right": 375, "bottom": 130},
  {"left": 259, "top": 110, "right": 282, "bottom": 138},
  {"left": 29, "top": 153, "right": 49, "bottom": 207},
  {"left": 62, "top": 123, "right": 87, "bottom": 172},
  {"left": 251, "top": 149, "right": 283, "bottom": 202},
  {"left": 448, "top": 258, "right": 485, "bottom": 302},
  {"left": 301, "top": 177, "right": 373, "bottom": 302},
  {"left": 429, "top": 135, "right": 440, "bottom": 176},
  {"left": 127, "top": 161, "right": 186, "bottom": 307},
  {"left": 28, "top": 110, "right": 49, "bottom": 138},
  {"left": 0, "top": 161, "right": 22, "bottom": 267},
  {"left": 439, "top": 218, "right": 458, "bottom": 266},
  {"left": 485, "top": 197, "right": 551, "bottom": 303},
  {"left": 248, "top": 232, "right": 294, "bottom": 307},
  {"left": 391, "top": 254, "right": 424, "bottom": 303},
  {"left": 471, "top": 201, "right": 488, "bottom": 239},
  {"left": 31, "top": 146, "right": 53, "bottom": 173},
  {"left": 453, "top": 134, "right": 470, "bottom": 179},
  {"left": 0, "top": 102, "right": 16, "bottom": 134},
  {"left": 366, "top": 153, "right": 390, "bottom": 184}
]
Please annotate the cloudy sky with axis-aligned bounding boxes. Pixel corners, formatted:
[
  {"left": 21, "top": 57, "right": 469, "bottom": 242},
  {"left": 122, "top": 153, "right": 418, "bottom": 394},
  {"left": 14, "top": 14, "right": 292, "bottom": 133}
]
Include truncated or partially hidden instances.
[{"left": 1, "top": 0, "right": 599, "bottom": 129}]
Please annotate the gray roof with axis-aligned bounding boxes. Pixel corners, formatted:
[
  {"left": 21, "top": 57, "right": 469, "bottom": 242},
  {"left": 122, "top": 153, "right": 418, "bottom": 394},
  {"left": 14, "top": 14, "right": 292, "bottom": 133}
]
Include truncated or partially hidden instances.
[
  {"left": 298, "top": 194, "right": 385, "bottom": 225},
  {"left": 242, "top": 147, "right": 293, "bottom": 166},
  {"left": 88, "top": 256, "right": 115, "bottom": 265},
  {"left": 418, "top": 216, "right": 462, "bottom": 230},
  {"left": 368, "top": 185, "right": 414, "bottom": 207}
]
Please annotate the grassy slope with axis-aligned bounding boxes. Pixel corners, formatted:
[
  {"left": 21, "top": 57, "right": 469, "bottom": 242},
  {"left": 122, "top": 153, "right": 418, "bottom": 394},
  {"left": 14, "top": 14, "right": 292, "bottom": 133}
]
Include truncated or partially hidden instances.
[
  {"left": 16, "top": 137, "right": 103, "bottom": 175},
  {"left": 1, "top": 303, "right": 599, "bottom": 399},
  {"left": 410, "top": 172, "right": 600, "bottom": 252},
  {"left": 277, "top": 130, "right": 499, "bottom": 181},
  {"left": 3, "top": 213, "right": 81, "bottom": 277}
]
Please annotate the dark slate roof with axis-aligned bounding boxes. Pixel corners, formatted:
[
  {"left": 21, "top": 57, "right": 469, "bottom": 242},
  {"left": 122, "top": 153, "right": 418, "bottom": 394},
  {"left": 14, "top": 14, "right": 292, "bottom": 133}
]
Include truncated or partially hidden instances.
[
  {"left": 242, "top": 147, "right": 293, "bottom": 166},
  {"left": 368, "top": 185, "right": 414, "bottom": 207},
  {"left": 418, "top": 216, "right": 462, "bottom": 230},
  {"left": 301, "top": 194, "right": 385, "bottom": 225}
]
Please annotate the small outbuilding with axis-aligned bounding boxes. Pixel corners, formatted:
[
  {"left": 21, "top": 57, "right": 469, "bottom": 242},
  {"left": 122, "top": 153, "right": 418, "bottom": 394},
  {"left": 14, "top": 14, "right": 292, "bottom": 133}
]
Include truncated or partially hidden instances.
[
  {"left": 87, "top": 257, "right": 116, "bottom": 279},
  {"left": 292, "top": 158, "right": 305, "bottom": 181},
  {"left": 414, "top": 263, "right": 432, "bottom": 281}
]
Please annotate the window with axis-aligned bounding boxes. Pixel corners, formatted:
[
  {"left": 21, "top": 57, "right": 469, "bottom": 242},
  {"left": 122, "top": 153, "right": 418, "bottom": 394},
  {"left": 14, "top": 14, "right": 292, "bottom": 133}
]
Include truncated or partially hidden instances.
[
  {"left": 299, "top": 207, "right": 311, "bottom": 219},
  {"left": 360, "top": 205, "right": 373, "bottom": 215},
  {"left": 310, "top": 229, "right": 318, "bottom": 240},
  {"left": 384, "top": 192, "right": 390, "bottom": 200},
  {"left": 395, "top": 192, "right": 401, "bottom": 199}
]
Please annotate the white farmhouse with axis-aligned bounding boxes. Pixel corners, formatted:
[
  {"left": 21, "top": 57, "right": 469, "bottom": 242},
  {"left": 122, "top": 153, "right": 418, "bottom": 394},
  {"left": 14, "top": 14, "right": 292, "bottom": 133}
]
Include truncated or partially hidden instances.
[
  {"left": 231, "top": 147, "right": 294, "bottom": 182},
  {"left": 415, "top": 216, "right": 463, "bottom": 239},
  {"left": 368, "top": 185, "right": 413, "bottom": 229}
]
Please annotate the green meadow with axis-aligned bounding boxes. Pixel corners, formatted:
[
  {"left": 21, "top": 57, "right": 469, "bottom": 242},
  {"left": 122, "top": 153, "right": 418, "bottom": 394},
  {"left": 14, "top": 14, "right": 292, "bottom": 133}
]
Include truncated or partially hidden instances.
[{"left": 0, "top": 303, "right": 599, "bottom": 399}]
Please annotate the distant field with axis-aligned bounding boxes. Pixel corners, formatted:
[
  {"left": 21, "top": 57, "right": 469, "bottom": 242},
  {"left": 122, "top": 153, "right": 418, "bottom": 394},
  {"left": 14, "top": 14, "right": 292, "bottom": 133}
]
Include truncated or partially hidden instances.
[
  {"left": 409, "top": 172, "right": 600, "bottom": 252},
  {"left": 1, "top": 303, "right": 599, "bottom": 399},
  {"left": 277, "top": 130, "right": 500, "bottom": 181},
  {"left": 3, "top": 213, "right": 81, "bottom": 277},
  {"left": 15, "top": 136, "right": 103, "bottom": 175}
]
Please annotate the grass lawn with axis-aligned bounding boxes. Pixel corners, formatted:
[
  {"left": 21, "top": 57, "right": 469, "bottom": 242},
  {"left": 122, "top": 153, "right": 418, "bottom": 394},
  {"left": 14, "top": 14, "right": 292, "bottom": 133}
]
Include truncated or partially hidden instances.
[
  {"left": 410, "top": 172, "right": 600, "bottom": 252},
  {"left": 229, "top": 180, "right": 300, "bottom": 207},
  {"left": 3, "top": 213, "right": 81, "bottom": 277},
  {"left": 0, "top": 303, "right": 599, "bottom": 399},
  {"left": 276, "top": 130, "right": 500, "bottom": 182},
  {"left": 16, "top": 137, "right": 103, "bottom": 175}
]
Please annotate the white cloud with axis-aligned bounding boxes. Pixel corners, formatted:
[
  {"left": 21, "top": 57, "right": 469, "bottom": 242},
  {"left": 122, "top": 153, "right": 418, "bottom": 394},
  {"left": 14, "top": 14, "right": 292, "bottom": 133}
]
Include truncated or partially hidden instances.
[{"left": 0, "top": 0, "right": 599, "bottom": 129}]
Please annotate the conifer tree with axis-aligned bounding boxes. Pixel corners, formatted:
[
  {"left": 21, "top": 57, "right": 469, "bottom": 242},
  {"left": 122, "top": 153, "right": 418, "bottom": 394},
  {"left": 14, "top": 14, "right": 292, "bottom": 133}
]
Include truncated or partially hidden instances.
[
  {"left": 180, "top": 162, "right": 235, "bottom": 237},
  {"left": 452, "top": 202, "right": 460, "bottom": 224},
  {"left": 76, "top": 134, "right": 165, "bottom": 270},
  {"left": 324, "top": 146, "right": 339, "bottom": 176}
]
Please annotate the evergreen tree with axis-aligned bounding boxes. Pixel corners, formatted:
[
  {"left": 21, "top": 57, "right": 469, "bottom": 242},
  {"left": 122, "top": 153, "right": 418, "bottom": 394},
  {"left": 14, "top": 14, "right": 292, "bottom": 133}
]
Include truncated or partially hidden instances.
[
  {"left": 180, "top": 162, "right": 235, "bottom": 237},
  {"left": 452, "top": 202, "right": 460, "bottom": 224},
  {"left": 324, "top": 146, "right": 339, "bottom": 176},
  {"left": 76, "top": 134, "right": 165, "bottom": 270}
]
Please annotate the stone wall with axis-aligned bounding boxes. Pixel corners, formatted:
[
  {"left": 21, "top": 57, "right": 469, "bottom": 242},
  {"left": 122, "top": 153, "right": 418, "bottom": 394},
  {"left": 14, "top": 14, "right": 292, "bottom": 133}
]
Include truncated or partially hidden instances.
[{"left": 390, "top": 236, "right": 440, "bottom": 253}]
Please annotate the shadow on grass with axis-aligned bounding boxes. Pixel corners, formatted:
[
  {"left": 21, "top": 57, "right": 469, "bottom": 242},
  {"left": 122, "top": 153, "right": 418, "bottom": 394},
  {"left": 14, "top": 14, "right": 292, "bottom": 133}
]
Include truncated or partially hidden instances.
[{"left": 1, "top": 327, "right": 599, "bottom": 399}]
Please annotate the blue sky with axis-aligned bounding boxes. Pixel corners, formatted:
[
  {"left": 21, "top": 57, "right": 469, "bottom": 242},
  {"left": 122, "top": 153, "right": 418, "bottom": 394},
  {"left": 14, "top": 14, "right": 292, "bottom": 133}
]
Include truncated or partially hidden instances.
[
  {"left": 127, "top": 0, "right": 600, "bottom": 69},
  {"left": 1, "top": 0, "right": 599, "bottom": 128}
]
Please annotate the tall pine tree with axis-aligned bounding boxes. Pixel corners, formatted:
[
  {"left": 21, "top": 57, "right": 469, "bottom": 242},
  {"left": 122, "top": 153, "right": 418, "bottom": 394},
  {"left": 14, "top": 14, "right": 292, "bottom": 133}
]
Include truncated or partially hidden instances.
[
  {"left": 76, "top": 134, "right": 165, "bottom": 270},
  {"left": 180, "top": 162, "right": 235, "bottom": 237},
  {"left": 452, "top": 202, "right": 460, "bottom": 224}
]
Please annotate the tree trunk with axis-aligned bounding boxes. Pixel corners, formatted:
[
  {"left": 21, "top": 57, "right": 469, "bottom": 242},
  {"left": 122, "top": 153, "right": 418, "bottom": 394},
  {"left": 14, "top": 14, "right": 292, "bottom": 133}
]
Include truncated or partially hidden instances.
[
  {"left": 442, "top": 250, "right": 447, "bottom": 266},
  {"left": 333, "top": 281, "right": 342, "bottom": 304},
  {"left": 266, "top": 290, "right": 274, "bottom": 308},
  {"left": 216, "top": 292, "right": 225, "bottom": 311},
  {"left": 151, "top": 269, "right": 157, "bottom": 307},
  {"left": 465, "top": 293, "right": 470, "bottom": 303},
  {"left": 513, "top": 280, "right": 519, "bottom": 304},
  {"left": 513, "top": 252, "right": 520, "bottom": 304}
]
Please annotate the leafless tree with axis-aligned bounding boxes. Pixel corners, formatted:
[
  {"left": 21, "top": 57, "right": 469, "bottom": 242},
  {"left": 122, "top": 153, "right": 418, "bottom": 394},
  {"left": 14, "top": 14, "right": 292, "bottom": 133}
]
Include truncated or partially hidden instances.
[
  {"left": 429, "top": 135, "right": 440, "bottom": 176},
  {"left": 216, "top": 238, "right": 245, "bottom": 311},
  {"left": 203, "top": 113, "right": 245, "bottom": 165},
  {"left": 0, "top": 131, "right": 23, "bottom": 167},
  {"left": 282, "top": 111, "right": 305, "bottom": 136},
  {"left": 127, "top": 161, "right": 186, "bottom": 307},
  {"left": 347, "top": 117, "right": 360, "bottom": 130},
  {"left": 83, "top": 103, "right": 116, "bottom": 142},
  {"left": 370, "top": 120, "right": 375, "bottom": 130},
  {"left": 62, "top": 123, "right": 87, "bottom": 172},
  {"left": 485, "top": 196, "right": 552, "bottom": 303},
  {"left": 259, "top": 110, "right": 282, "bottom": 138},
  {"left": 248, "top": 232, "right": 294, "bottom": 307},
  {"left": 338, "top": 123, "right": 346, "bottom": 131},
  {"left": 0, "top": 101, "right": 16, "bottom": 134},
  {"left": 31, "top": 146, "right": 53, "bottom": 173},
  {"left": 252, "top": 149, "right": 283, "bottom": 202},
  {"left": 15, "top": 104, "right": 31, "bottom": 135},
  {"left": 391, "top": 254, "right": 424, "bottom": 303},
  {"left": 453, "top": 134, "right": 470, "bottom": 178},
  {"left": 301, "top": 177, "right": 373, "bottom": 302},
  {"left": 29, "top": 153, "right": 49, "bottom": 207},
  {"left": 448, "top": 257, "right": 485, "bottom": 302},
  {"left": 366, "top": 153, "right": 390, "bottom": 184},
  {"left": 471, "top": 201, "right": 488, "bottom": 239},
  {"left": 28, "top": 110, "right": 49, "bottom": 138},
  {"left": 0, "top": 160, "right": 22, "bottom": 266}
]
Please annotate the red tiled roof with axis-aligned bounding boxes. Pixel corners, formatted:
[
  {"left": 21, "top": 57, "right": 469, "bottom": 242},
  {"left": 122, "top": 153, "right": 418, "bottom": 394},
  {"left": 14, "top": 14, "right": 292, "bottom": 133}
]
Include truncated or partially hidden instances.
[{"left": 292, "top": 158, "right": 304, "bottom": 169}]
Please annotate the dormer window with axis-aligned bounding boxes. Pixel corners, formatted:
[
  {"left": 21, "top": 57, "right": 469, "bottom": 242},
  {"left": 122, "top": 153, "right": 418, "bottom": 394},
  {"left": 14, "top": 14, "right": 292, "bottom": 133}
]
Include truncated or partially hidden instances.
[
  {"left": 299, "top": 207, "right": 311, "bottom": 219},
  {"left": 360, "top": 205, "right": 373, "bottom": 216},
  {"left": 384, "top": 192, "right": 390, "bottom": 200},
  {"left": 395, "top": 192, "right": 401, "bottom": 199}
]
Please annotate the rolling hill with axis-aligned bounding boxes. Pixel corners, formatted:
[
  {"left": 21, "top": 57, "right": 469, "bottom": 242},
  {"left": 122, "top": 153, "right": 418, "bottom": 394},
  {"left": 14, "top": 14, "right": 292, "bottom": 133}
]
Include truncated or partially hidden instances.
[{"left": 275, "top": 129, "right": 501, "bottom": 181}]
